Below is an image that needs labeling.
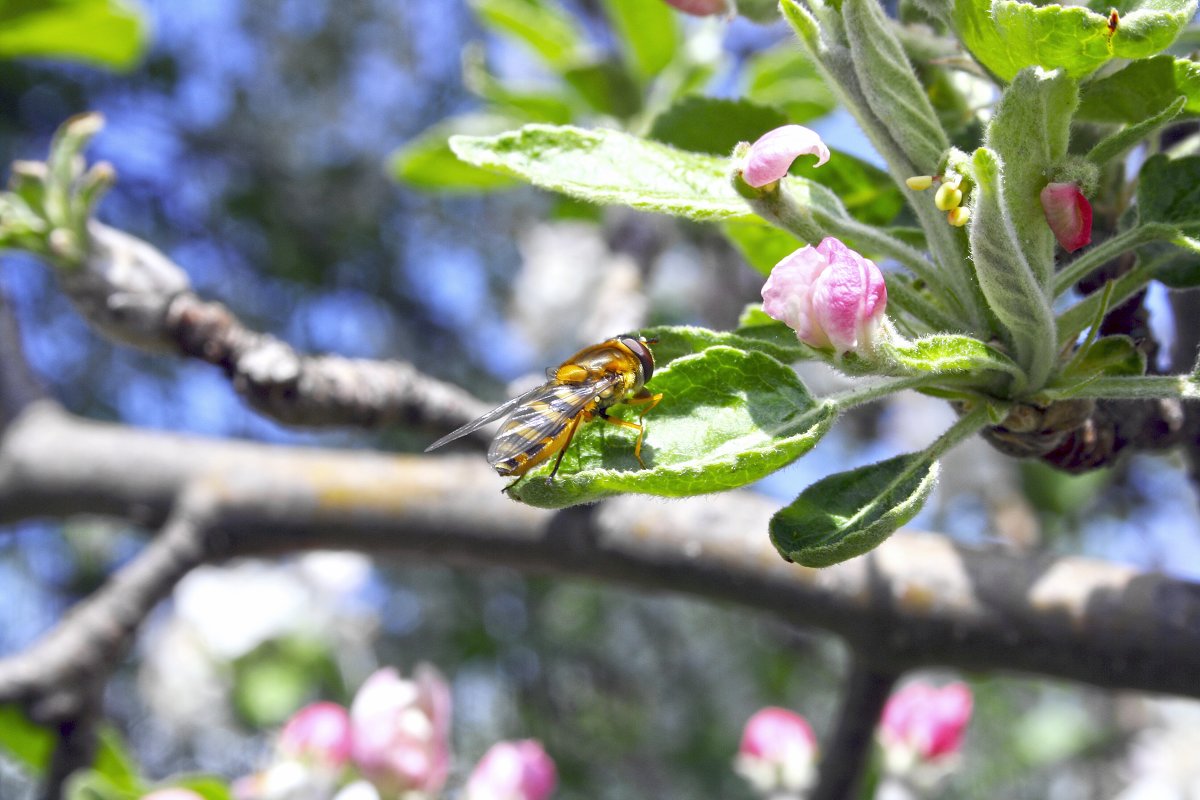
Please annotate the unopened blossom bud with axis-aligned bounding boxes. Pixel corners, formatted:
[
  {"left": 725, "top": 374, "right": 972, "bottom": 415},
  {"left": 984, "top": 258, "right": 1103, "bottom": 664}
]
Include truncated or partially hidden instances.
[
  {"left": 279, "top": 701, "right": 353, "bottom": 768},
  {"left": 1040, "top": 182, "right": 1092, "bottom": 253},
  {"left": 350, "top": 665, "right": 452, "bottom": 796},
  {"left": 662, "top": 0, "right": 733, "bottom": 15},
  {"left": 879, "top": 682, "right": 973, "bottom": 774},
  {"left": 466, "top": 740, "right": 558, "bottom": 800},
  {"left": 761, "top": 237, "right": 888, "bottom": 354},
  {"left": 734, "top": 707, "right": 818, "bottom": 794},
  {"left": 741, "top": 125, "right": 830, "bottom": 188},
  {"left": 141, "top": 791, "right": 207, "bottom": 800}
]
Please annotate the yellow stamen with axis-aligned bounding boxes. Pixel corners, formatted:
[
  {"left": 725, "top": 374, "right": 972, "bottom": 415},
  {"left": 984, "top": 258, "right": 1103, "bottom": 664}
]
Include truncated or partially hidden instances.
[
  {"left": 947, "top": 206, "right": 971, "bottom": 227},
  {"left": 905, "top": 175, "right": 933, "bottom": 191},
  {"left": 935, "top": 184, "right": 963, "bottom": 211}
]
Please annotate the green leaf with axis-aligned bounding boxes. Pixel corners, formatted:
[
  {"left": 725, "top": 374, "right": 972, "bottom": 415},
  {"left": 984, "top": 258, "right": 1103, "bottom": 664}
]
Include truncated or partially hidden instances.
[
  {"left": 968, "top": 147, "right": 1057, "bottom": 389},
  {"left": 468, "top": 0, "right": 583, "bottom": 70},
  {"left": 641, "top": 323, "right": 814, "bottom": 365},
  {"left": 985, "top": 67, "right": 1077, "bottom": 289},
  {"left": 770, "top": 452, "right": 938, "bottom": 567},
  {"left": 796, "top": 151, "right": 905, "bottom": 226},
  {"left": 390, "top": 114, "right": 523, "bottom": 192},
  {"left": 1077, "top": 54, "right": 1200, "bottom": 123},
  {"left": 888, "top": 334, "right": 1023, "bottom": 377},
  {"left": 1087, "top": 95, "right": 1187, "bottom": 167},
  {"left": 462, "top": 45, "right": 575, "bottom": 124},
  {"left": 510, "top": 347, "right": 838, "bottom": 508},
  {"left": 722, "top": 219, "right": 805, "bottom": 276},
  {"left": 1062, "top": 335, "right": 1147, "bottom": 378},
  {"left": 953, "top": 0, "right": 1198, "bottom": 83},
  {"left": 1137, "top": 153, "right": 1200, "bottom": 233},
  {"left": 648, "top": 96, "right": 790, "bottom": 156},
  {"left": 92, "top": 728, "right": 142, "bottom": 795},
  {"left": 562, "top": 60, "right": 642, "bottom": 119},
  {"left": 743, "top": 46, "right": 838, "bottom": 124},
  {"left": 449, "top": 124, "right": 750, "bottom": 220},
  {"left": 0, "top": 704, "right": 53, "bottom": 773},
  {"left": 65, "top": 770, "right": 133, "bottom": 800},
  {"left": 0, "top": 0, "right": 147, "bottom": 70},
  {"left": 1151, "top": 245, "right": 1200, "bottom": 288},
  {"left": 164, "top": 778, "right": 233, "bottom": 800},
  {"left": 601, "top": 0, "right": 678, "bottom": 80},
  {"left": 843, "top": 0, "right": 949, "bottom": 172}
]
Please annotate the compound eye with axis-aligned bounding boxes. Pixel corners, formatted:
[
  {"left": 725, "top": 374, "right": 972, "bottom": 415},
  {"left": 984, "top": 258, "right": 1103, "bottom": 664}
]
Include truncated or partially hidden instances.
[{"left": 620, "top": 336, "right": 655, "bottom": 383}]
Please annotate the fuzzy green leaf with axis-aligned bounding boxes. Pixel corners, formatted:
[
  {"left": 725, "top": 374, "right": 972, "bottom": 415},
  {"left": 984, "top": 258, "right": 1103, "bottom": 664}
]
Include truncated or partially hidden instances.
[
  {"left": 889, "top": 334, "right": 1022, "bottom": 377},
  {"left": 562, "top": 60, "right": 642, "bottom": 119},
  {"left": 953, "top": 0, "right": 1197, "bottom": 83},
  {"left": 1076, "top": 55, "right": 1200, "bottom": 123},
  {"left": 0, "top": 0, "right": 146, "bottom": 70},
  {"left": 641, "top": 323, "right": 814, "bottom": 365},
  {"left": 723, "top": 219, "right": 805, "bottom": 276},
  {"left": 985, "top": 67, "right": 1077, "bottom": 289},
  {"left": 1137, "top": 153, "right": 1200, "bottom": 233},
  {"left": 770, "top": 452, "right": 938, "bottom": 567},
  {"left": 968, "top": 147, "right": 1057, "bottom": 389},
  {"left": 648, "top": 96, "right": 790, "bottom": 157},
  {"left": 1087, "top": 95, "right": 1187, "bottom": 167},
  {"left": 843, "top": 0, "right": 949, "bottom": 172},
  {"left": 510, "top": 347, "right": 837, "bottom": 508}
]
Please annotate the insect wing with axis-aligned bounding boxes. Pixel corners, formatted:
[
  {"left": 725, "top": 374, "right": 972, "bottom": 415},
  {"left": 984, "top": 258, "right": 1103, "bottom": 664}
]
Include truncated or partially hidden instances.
[
  {"left": 424, "top": 384, "right": 550, "bottom": 452},
  {"left": 487, "top": 376, "right": 617, "bottom": 469}
]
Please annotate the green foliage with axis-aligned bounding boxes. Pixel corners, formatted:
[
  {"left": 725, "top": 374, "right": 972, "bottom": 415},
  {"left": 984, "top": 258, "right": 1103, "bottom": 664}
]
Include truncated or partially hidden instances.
[
  {"left": 649, "top": 96, "right": 790, "bottom": 157},
  {"left": 601, "top": 0, "right": 679, "bottom": 80},
  {"left": 887, "top": 334, "right": 1022, "bottom": 380},
  {"left": 0, "top": 0, "right": 147, "bottom": 70},
  {"left": 468, "top": 0, "right": 583, "bottom": 70},
  {"left": 510, "top": 346, "right": 838, "bottom": 508},
  {"left": 769, "top": 452, "right": 939, "bottom": 566},
  {"left": 1137, "top": 154, "right": 1200, "bottom": 234},
  {"left": 1076, "top": 54, "right": 1200, "bottom": 123},
  {"left": 743, "top": 47, "right": 837, "bottom": 124},
  {"left": 390, "top": 114, "right": 523, "bottom": 193},
  {"left": 953, "top": 0, "right": 1197, "bottom": 82},
  {"left": 722, "top": 219, "right": 805, "bottom": 276},
  {"left": 0, "top": 703, "right": 54, "bottom": 771}
]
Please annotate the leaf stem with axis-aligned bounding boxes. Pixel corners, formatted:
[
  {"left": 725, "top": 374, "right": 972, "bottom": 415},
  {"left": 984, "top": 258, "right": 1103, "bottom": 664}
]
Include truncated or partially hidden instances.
[
  {"left": 827, "top": 374, "right": 949, "bottom": 411},
  {"left": 1041, "top": 374, "right": 1200, "bottom": 401},
  {"left": 922, "top": 401, "right": 991, "bottom": 462}
]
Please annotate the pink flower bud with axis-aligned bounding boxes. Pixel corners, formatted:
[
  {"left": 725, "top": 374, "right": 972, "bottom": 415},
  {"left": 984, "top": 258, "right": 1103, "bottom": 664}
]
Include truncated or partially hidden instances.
[
  {"left": 734, "top": 707, "right": 818, "bottom": 793},
  {"left": 761, "top": 237, "right": 888, "bottom": 354},
  {"left": 879, "top": 682, "right": 973, "bottom": 766},
  {"left": 742, "top": 125, "right": 830, "bottom": 188},
  {"left": 141, "top": 791, "right": 207, "bottom": 800},
  {"left": 466, "top": 740, "right": 558, "bottom": 800},
  {"left": 349, "top": 665, "right": 452, "bottom": 796},
  {"left": 1040, "top": 182, "right": 1092, "bottom": 253},
  {"left": 662, "top": 0, "right": 733, "bottom": 15},
  {"left": 278, "top": 701, "right": 353, "bottom": 768}
]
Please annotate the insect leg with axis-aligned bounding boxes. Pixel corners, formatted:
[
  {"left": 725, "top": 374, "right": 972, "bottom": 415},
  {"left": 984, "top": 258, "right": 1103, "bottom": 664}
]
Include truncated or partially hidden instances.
[
  {"left": 548, "top": 413, "right": 585, "bottom": 480},
  {"left": 625, "top": 390, "right": 662, "bottom": 468}
]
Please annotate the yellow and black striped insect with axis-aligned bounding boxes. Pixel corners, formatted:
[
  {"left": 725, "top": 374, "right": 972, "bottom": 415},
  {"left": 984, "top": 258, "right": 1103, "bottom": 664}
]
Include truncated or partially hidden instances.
[{"left": 426, "top": 336, "right": 661, "bottom": 489}]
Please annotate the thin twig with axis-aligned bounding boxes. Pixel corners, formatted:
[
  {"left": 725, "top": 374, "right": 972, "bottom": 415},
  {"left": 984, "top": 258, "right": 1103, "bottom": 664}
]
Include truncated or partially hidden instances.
[{"left": 810, "top": 660, "right": 899, "bottom": 800}]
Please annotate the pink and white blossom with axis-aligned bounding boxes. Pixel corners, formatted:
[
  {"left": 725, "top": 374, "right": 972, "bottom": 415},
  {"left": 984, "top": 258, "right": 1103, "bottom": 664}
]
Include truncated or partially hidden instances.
[
  {"left": 278, "top": 701, "right": 354, "bottom": 768},
  {"left": 761, "top": 237, "right": 888, "bottom": 354},
  {"left": 1040, "top": 182, "right": 1092, "bottom": 253},
  {"left": 465, "top": 740, "right": 558, "bottom": 800},
  {"left": 734, "top": 707, "right": 818, "bottom": 794},
  {"left": 878, "top": 681, "right": 973, "bottom": 774},
  {"left": 349, "top": 665, "right": 452, "bottom": 796},
  {"left": 662, "top": 0, "right": 733, "bottom": 15},
  {"left": 741, "top": 125, "right": 830, "bottom": 188}
]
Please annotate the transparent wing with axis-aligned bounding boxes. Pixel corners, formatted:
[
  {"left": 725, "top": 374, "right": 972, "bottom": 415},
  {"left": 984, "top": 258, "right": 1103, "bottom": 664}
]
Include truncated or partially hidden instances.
[
  {"left": 424, "top": 383, "right": 550, "bottom": 452},
  {"left": 487, "top": 376, "right": 618, "bottom": 465}
]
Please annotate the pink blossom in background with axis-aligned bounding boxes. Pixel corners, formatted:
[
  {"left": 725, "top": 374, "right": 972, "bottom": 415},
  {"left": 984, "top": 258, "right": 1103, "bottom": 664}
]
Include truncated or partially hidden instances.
[
  {"left": 279, "top": 701, "right": 354, "bottom": 768},
  {"left": 141, "top": 791, "right": 207, "bottom": 800},
  {"left": 350, "top": 664, "right": 452, "bottom": 796},
  {"left": 1040, "top": 182, "right": 1092, "bottom": 253},
  {"left": 742, "top": 125, "right": 830, "bottom": 188},
  {"left": 662, "top": 0, "right": 733, "bottom": 16},
  {"left": 761, "top": 237, "right": 888, "bottom": 354},
  {"left": 734, "top": 707, "right": 818, "bottom": 794},
  {"left": 879, "top": 681, "right": 973, "bottom": 767},
  {"left": 465, "top": 740, "right": 558, "bottom": 800}
]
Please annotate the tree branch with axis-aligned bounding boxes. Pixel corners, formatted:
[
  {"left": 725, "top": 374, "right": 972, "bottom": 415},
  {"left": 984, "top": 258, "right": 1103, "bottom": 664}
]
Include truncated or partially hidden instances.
[
  {"left": 0, "top": 289, "right": 45, "bottom": 430},
  {"left": 811, "top": 661, "right": 898, "bottom": 800},
  {"left": 4, "top": 404, "right": 1200, "bottom": 699}
]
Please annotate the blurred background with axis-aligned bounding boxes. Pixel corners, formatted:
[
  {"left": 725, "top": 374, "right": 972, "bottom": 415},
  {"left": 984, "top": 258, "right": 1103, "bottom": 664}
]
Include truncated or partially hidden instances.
[{"left": 2, "top": 1, "right": 1200, "bottom": 798}]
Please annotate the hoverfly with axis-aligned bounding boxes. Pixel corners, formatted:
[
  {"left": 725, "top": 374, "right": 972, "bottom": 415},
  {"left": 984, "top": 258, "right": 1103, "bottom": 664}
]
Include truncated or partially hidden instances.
[{"left": 425, "top": 336, "right": 661, "bottom": 489}]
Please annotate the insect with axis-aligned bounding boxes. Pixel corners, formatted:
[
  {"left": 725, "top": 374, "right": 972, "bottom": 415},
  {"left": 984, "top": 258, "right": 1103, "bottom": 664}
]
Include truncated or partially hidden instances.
[{"left": 425, "top": 336, "right": 662, "bottom": 489}]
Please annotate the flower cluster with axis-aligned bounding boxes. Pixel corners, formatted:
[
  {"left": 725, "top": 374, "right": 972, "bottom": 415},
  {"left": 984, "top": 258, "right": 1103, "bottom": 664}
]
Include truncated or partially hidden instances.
[
  {"left": 225, "top": 666, "right": 555, "bottom": 800},
  {"left": 734, "top": 681, "right": 972, "bottom": 799}
]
